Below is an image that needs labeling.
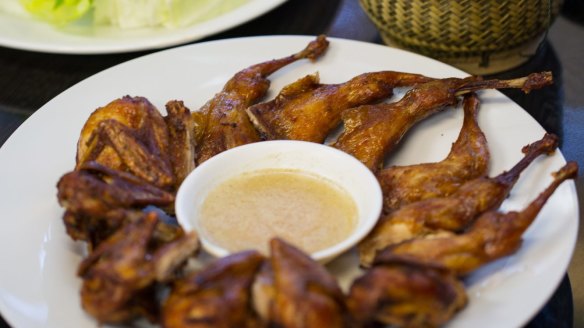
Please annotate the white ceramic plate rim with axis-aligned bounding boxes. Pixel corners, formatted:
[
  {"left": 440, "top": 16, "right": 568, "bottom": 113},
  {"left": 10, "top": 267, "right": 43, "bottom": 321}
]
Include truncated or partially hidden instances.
[
  {"left": 0, "top": 0, "right": 288, "bottom": 54},
  {"left": 0, "top": 36, "right": 578, "bottom": 328}
]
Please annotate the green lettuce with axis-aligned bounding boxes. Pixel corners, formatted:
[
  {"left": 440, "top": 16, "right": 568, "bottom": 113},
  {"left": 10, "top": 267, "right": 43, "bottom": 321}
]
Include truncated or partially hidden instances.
[
  {"left": 20, "top": 0, "right": 248, "bottom": 29},
  {"left": 20, "top": 0, "right": 92, "bottom": 25}
]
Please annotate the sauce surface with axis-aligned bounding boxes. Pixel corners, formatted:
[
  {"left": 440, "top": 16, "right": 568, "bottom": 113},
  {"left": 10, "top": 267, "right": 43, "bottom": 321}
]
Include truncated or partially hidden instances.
[{"left": 199, "top": 168, "right": 357, "bottom": 255}]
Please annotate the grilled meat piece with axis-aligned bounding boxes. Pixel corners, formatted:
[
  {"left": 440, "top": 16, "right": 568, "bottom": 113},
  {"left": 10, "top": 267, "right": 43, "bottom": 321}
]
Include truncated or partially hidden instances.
[
  {"left": 57, "top": 162, "right": 178, "bottom": 247},
  {"left": 247, "top": 70, "right": 433, "bottom": 142},
  {"left": 359, "top": 133, "right": 559, "bottom": 267},
  {"left": 78, "top": 212, "right": 199, "bottom": 324},
  {"left": 77, "top": 96, "right": 175, "bottom": 189},
  {"left": 375, "top": 162, "right": 578, "bottom": 276},
  {"left": 333, "top": 72, "right": 553, "bottom": 171},
  {"left": 196, "top": 35, "right": 329, "bottom": 164},
  {"left": 252, "top": 238, "right": 348, "bottom": 328},
  {"left": 347, "top": 259, "right": 467, "bottom": 328},
  {"left": 378, "top": 93, "right": 489, "bottom": 213},
  {"left": 162, "top": 250, "right": 264, "bottom": 328}
]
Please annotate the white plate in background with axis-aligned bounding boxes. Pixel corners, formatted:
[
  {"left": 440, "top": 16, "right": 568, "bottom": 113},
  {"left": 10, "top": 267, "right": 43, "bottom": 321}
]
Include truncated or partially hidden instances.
[{"left": 0, "top": 0, "right": 287, "bottom": 54}]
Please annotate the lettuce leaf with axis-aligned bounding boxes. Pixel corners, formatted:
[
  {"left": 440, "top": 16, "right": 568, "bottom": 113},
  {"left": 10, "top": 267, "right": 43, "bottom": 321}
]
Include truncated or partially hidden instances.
[
  {"left": 20, "top": 0, "right": 248, "bottom": 29},
  {"left": 20, "top": 0, "right": 92, "bottom": 25}
]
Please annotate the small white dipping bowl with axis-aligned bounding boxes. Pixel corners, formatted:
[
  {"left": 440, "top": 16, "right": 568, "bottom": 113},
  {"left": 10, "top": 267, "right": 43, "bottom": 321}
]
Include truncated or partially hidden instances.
[{"left": 175, "top": 140, "right": 382, "bottom": 264}]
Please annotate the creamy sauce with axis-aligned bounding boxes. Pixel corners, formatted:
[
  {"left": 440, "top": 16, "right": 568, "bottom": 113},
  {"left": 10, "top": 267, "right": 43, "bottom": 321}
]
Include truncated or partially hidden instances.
[{"left": 199, "top": 169, "right": 357, "bottom": 255}]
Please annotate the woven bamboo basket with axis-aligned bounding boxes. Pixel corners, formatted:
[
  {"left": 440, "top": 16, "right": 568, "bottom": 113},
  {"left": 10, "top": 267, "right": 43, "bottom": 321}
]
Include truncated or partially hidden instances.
[{"left": 360, "top": 0, "right": 562, "bottom": 74}]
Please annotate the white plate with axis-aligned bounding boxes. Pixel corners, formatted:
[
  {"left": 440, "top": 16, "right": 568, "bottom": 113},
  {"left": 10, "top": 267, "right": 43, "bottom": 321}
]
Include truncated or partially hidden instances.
[
  {"left": 0, "top": 0, "right": 287, "bottom": 54},
  {"left": 0, "top": 36, "right": 578, "bottom": 328}
]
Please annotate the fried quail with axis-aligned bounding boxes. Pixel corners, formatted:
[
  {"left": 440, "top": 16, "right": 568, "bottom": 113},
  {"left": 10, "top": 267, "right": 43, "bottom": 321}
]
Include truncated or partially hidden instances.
[
  {"left": 61, "top": 96, "right": 200, "bottom": 246},
  {"left": 78, "top": 212, "right": 199, "bottom": 324},
  {"left": 252, "top": 238, "right": 348, "bottom": 328},
  {"left": 162, "top": 250, "right": 264, "bottom": 328},
  {"left": 375, "top": 161, "right": 578, "bottom": 276},
  {"left": 347, "top": 259, "right": 467, "bottom": 328},
  {"left": 58, "top": 162, "right": 174, "bottom": 217},
  {"left": 333, "top": 72, "right": 553, "bottom": 171},
  {"left": 378, "top": 93, "right": 489, "bottom": 213},
  {"left": 77, "top": 96, "right": 176, "bottom": 189},
  {"left": 57, "top": 162, "right": 177, "bottom": 246},
  {"left": 246, "top": 70, "right": 433, "bottom": 142},
  {"left": 196, "top": 35, "right": 329, "bottom": 164},
  {"left": 359, "top": 133, "right": 559, "bottom": 267}
]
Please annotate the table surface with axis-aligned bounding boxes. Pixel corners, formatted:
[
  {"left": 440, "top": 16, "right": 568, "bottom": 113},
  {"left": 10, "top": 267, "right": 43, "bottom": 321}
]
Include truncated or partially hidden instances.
[{"left": 0, "top": 0, "right": 581, "bottom": 327}]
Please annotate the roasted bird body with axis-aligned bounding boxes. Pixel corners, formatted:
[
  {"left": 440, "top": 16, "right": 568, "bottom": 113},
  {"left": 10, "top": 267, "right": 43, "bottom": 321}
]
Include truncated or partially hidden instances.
[
  {"left": 347, "top": 260, "right": 467, "bottom": 328},
  {"left": 57, "top": 162, "right": 177, "bottom": 248},
  {"left": 375, "top": 162, "right": 578, "bottom": 276},
  {"left": 253, "top": 238, "right": 348, "bottom": 328},
  {"left": 246, "top": 70, "right": 433, "bottom": 143},
  {"left": 76, "top": 96, "right": 185, "bottom": 190},
  {"left": 333, "top": 72, "right": 553, "bottom": 171},
  {"left": 195, "top": 35, "right": 329, "bottom": 164},
  {"left": 60, "top": 95, "right": 191, "bottom": 248},
  {"left": 359, "top": 133, "right": 559, "bottom": 267},
  {"left": 78, "top": 212, "right": 199, "bottom": 324},
  {"left": 72, "top": 95, "right": 199, "bottom": 199},
  {"left": 378, "top": 93, "right": 488, "bottom": 213},
  {"left": 162, "top": 250, "right": 265, "bottom": 328},
  {"left": 58, "top": 162, "right": 175, "bottom": 218}
]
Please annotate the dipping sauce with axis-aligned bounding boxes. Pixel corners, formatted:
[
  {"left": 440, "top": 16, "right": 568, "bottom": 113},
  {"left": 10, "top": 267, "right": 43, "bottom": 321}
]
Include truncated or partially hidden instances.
[{"left": 199, "top": 168, "right": 358, "bottom": 255}]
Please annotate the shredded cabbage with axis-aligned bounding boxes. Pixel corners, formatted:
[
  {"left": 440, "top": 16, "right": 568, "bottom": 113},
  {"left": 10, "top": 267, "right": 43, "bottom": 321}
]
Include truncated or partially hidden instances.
[{"left": 20, "top": 0, "right": 92, "bottom": 25}]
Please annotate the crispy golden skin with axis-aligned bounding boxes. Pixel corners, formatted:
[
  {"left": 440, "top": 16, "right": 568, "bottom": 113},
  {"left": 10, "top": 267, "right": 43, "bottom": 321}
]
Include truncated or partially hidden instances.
[
  {"left": 375, "top": 162, "right": 578, "bottom": 276},
  {"left": 58, "top": 162, "right": 174, "bottom": 217},
  {"left": 165, "top": 100, "right": 197, "bottom": 189},
  {"left": 359, "top": 133, "right": 560, "bottom": 267},
  {"left": 196, "top": 35, "right": 329, "bottom": 164},
  {"left": 347, "top": 260, "right": 467, "bottom": 328},
  {"left": 61, "top": 96, "right": 199, "bottom": 246},
  {"left": 246, "top": 71, "right": 433, "bottom": 142},
  {"left": 333, "top": 72, "right": 553, "bottom": 171},
  {"left": 378, "top": 93, "right": 489, "bottom": 213},
  {"left": 162, "top": 250, "right": 265, "bottom": 328},
  {"left": 254, "top": 238, "right": 348, "bottom": 328},
  {"left": 77, "top": 96, "right": 175, "bottom": 189},
  {"left": 78, "top": 212, "right": 199, "bottom": 324},
  {"left": 77, "top": 96, "right": 169, "bottom": 166},
  {"left": 57, "top": 162, "right": 178, "bottom": 247}
]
